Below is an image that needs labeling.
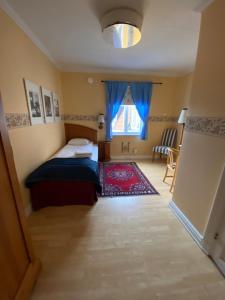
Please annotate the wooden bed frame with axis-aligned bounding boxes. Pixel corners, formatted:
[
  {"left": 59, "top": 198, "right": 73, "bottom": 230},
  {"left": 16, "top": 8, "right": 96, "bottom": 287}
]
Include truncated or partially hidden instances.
[
  {"left": 29, "top": 123, "right": 99, "bottom": 211},
  {"left": 65, "top": 123, "right": 97, "bottom": 144}
]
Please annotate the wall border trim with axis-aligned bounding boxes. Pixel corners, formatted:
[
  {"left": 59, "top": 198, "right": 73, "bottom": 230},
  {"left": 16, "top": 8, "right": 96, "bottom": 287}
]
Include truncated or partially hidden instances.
[
  {"left": 62, "top": 114, "right": 98, "bottom": 122},
  {"left": 169, "top": 200, "right": 207, "bottom": 254},
  {"left": 185, "top": 116, "right": 225, "bottom": 139},
  {"left": 5, "top": 113, "right": 31, "bottom": 129},
  {"left": 5, "top": 113, "right": 179, "bottom": 129},
  {"left": 62, "top": 114, "right": 178, "bottom": 123}
]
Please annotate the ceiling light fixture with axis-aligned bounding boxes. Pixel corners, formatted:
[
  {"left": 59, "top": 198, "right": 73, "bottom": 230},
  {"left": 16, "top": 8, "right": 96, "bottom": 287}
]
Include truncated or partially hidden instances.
[{"left": 101, "top": 8, "right": 143, "bottom": 49}]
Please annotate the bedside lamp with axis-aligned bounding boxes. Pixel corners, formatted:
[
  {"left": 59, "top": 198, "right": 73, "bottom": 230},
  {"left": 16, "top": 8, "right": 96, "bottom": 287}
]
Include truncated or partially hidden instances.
[
  {"left": 178, "top": 108, "right": 188, "bottom": 145},
  {"left": 98, "top": 114, "right": 105, "bottom": 129}
]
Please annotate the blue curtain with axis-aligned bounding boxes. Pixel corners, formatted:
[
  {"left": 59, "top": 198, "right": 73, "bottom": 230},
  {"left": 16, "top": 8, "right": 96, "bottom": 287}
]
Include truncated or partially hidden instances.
[
  {"left": 105, "top": 81, "right": 128, "bottom": 140},
  {"left": 130, "top": 82, "right": 153, "bottom": 140}
]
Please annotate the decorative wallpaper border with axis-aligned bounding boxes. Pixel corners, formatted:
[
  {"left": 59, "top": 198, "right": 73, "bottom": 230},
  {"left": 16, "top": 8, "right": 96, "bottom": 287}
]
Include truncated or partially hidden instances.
[
  {"left": 6, "top": 113, "right": 31, "bottom": 129},
  {"left": 62, "top": 114, "right": 98, "bottom": 122},
  {"left": 62, "top": 114, "right": 178, "bottom": 123},
  {"left": 4, "top": 113, "right": 180, "bottom": 129},
  {"left": 5, "top": 113, "right": 64, "bottom": 129},
  {"left": 6, "top": 113, "right": 225, "bottom": 139},
  {"left": 185, "top": 116, "right": 225, "bottom": 138}
]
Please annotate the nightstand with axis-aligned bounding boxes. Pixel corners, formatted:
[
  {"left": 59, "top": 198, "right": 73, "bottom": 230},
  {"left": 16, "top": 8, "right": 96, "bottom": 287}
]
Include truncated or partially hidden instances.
[{"left": 98, "top": 141, "right": 111, "bottom": 162}]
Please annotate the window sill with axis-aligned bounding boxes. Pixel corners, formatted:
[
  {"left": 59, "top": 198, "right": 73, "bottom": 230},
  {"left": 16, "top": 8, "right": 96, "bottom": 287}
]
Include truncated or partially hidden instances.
[{"left": 112, "top": 133, "right": 140, "bottom": 137}]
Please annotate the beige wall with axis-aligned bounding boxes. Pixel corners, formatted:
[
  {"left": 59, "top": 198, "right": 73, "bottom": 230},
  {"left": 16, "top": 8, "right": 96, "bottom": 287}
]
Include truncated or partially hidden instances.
[
  {"left": 173, "top": 0, "right": 225, "bottom": 234},
  {"left": 61, "top": 72, "right": 188, "bottom": 157},
  {"left": 0, "top": 8, "right": 65, "bottom": 212},
  {"left": 175, "top": 73, "right": 194, "bottom": 113},
  {"left": 174, "top": 73, "right": 194, "bottom": 145}
]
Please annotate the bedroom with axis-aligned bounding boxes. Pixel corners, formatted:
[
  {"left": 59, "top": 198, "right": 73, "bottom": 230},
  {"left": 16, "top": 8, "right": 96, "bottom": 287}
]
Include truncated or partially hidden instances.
[{"left": 1, "top": 0, "right": 225, "bottom": 299}]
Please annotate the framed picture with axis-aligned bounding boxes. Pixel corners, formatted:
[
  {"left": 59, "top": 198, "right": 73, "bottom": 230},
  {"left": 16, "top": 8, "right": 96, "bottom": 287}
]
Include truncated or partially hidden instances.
[
  {"left": 41, "top": 87, "right": 54, "bottom": 123},
  {"left": 24, "top": 79, "right": 44, "bottom": 125},
  {"left": 52, "top": 92, "right": 61, "bottom": 122}
]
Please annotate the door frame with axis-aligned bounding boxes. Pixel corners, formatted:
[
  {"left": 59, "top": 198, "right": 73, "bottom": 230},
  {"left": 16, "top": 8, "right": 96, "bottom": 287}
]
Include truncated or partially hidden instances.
[
  {"left": 0, "top": 94, "right": 35, "bottom": 261},
  {"left": 202, "top": 163, "right": 225, "bottom": 254},
  {"left": 0, "top": 94, "right": 41, "bottom": 300}
]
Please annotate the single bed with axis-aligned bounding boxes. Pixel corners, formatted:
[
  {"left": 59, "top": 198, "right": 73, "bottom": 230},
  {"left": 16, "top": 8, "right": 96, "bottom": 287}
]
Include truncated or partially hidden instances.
[{"left": 25, "top": 123, "right": 101, "bottom": 210}]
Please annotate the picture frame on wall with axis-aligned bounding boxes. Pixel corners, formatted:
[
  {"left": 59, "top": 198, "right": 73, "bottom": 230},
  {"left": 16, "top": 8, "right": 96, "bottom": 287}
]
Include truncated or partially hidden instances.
[
  {"left": 41, "top": 87, "right": 54, "bottom": 123},
  {"left": 24, "top": 79, "right": 44, "bottom": 125},
  {"left": 52, "top": 92, "right": 61, "bottom": 122}
]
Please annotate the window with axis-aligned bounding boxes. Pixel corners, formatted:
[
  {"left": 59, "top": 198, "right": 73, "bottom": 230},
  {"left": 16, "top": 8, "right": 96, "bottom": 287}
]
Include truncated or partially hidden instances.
[{"left": 112, "top": 105, "right": 142, "bottom": 136}]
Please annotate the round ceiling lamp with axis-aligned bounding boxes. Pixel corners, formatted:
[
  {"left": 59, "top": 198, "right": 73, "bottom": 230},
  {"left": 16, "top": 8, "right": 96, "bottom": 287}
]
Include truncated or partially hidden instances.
[{"left": 101, "top": 8, "right": 143, "bottom": 49}]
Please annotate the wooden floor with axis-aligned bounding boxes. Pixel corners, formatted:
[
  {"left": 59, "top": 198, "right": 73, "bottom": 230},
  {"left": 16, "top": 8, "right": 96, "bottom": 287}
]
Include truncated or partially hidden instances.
[{"left": 28, "top": 161, "right": 225, "bottom": 300}]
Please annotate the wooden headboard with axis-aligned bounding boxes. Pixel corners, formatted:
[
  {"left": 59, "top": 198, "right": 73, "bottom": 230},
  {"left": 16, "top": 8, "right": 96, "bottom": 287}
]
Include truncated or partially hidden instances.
[{"left": 64, "top": 123, "right": 97, "bottom": 144}]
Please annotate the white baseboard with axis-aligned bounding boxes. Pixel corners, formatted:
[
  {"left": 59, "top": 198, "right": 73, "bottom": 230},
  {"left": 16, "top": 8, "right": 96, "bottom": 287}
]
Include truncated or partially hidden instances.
[
  {"left": 169, "top": 201, "right": 207, "bottom": 254},
  {"left": 111, "top": 155, "right": 152, "bottom": 160}
]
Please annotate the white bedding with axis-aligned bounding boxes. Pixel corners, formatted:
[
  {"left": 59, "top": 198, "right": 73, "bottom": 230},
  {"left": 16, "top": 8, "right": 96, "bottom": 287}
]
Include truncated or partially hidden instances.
[{"left": 52, "top": 143, "right": 98, "bottom": 162}]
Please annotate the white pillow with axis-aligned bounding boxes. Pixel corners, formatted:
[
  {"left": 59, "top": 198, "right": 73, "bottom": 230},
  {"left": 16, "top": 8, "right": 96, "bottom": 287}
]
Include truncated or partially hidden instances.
[{"left": 68, "top": 138, "right": 91, "bottom": 146}]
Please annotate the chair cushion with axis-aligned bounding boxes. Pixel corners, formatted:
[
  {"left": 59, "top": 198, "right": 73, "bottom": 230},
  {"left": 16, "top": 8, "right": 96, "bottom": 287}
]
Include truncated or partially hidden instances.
[{"left": 152, "top": 145, "right": 169, "bottom": 155}]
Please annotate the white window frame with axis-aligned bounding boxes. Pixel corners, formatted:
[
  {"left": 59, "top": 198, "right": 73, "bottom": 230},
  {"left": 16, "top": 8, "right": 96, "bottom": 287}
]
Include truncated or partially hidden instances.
[{"left": 112, "top": 105, "right": 142, "bottom": 136}]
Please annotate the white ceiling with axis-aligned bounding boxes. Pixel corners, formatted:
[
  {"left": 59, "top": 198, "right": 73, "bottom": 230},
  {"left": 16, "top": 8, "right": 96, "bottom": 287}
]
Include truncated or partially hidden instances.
[{"left": 2, "top": 0, "right": 213, "bottom": 76}]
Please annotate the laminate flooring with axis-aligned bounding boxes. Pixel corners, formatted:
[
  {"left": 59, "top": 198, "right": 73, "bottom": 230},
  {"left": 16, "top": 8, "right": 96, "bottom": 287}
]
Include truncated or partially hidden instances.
[{"left": 29, "top": 161, "right": 225, "bottom": 300}]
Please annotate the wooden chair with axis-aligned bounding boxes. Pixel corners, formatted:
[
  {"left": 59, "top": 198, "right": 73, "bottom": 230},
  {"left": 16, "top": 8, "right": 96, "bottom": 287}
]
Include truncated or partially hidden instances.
[
  {"left": 152, "top": 128, "right": 177, "bottom": 161},
  {"left": 163, "top": 147, "right": 179, "bottom": 192}
]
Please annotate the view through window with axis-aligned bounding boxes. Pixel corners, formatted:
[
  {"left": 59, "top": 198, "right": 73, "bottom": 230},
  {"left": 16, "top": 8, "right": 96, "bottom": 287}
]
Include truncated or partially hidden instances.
[{"left": 112, "top": 105, "right": 142, "bottom": 135}]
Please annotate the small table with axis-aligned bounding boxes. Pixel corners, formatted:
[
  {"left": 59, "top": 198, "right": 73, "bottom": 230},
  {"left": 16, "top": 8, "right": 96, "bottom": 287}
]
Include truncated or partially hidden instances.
[{"left": 98, "top": 141, "right": 111, "bottom": 162}]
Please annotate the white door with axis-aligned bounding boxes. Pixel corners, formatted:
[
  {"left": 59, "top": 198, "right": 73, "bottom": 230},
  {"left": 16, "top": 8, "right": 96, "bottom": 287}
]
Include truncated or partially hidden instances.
[
  {"left": 203, "top": 164, "right": 225, "bottom": 276},
  {"left": 210, "top": 210, "right": 225, "bottom": 275}
]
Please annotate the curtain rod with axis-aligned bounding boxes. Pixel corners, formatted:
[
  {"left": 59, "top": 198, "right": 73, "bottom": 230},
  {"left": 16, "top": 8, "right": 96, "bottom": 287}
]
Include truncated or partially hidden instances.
[{"left": 101, "top": 80, "right": 163, "bottom": 85}]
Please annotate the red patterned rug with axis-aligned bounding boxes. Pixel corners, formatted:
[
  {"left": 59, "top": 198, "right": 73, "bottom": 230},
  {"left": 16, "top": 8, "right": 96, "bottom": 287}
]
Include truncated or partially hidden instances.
[{"left": 99, "top": 162, "right": 159, "bottom": 197}]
